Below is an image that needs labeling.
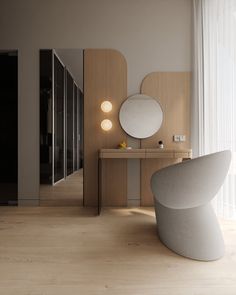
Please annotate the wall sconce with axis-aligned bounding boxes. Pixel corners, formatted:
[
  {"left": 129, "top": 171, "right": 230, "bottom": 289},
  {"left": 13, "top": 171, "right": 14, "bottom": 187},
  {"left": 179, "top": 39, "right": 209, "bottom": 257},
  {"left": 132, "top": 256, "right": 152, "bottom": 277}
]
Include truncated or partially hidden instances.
[
  {"left": 101, "top": 101, "right": 112, "bottom": 113},
  {"left": 101, "top": 119, "right": 112, "bottom": 131}
]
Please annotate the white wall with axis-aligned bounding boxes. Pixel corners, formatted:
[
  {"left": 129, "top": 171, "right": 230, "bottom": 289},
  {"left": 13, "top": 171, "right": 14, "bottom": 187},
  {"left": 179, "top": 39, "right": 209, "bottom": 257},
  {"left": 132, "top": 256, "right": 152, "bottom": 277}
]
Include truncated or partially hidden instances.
[{"left": 0, "top": 0, "right": 192, "bottom": 204}]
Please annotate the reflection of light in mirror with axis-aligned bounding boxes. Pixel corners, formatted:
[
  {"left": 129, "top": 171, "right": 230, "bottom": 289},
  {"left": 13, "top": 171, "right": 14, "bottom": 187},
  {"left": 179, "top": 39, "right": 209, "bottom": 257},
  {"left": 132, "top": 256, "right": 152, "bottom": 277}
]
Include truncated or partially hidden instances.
[
  {"left": 101, "top": 119, "right": 112, "bottom": 131},
  {"left": 101, "top": 101, "right": 112, "bottom": 113}
]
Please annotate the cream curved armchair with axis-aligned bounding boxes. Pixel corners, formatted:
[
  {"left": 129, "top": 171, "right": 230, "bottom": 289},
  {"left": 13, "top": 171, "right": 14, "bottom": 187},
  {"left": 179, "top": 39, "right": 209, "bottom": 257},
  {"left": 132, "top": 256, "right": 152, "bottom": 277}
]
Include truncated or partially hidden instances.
[{"left": 151, "top": 150, "right": 231, "bottom": 261}]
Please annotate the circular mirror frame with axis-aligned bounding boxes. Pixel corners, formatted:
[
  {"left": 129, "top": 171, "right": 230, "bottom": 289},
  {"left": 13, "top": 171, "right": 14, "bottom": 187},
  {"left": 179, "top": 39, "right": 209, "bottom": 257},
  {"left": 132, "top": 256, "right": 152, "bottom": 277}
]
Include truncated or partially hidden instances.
[{"left": 119, "top": 94, "right": 163, "bottom": 139}]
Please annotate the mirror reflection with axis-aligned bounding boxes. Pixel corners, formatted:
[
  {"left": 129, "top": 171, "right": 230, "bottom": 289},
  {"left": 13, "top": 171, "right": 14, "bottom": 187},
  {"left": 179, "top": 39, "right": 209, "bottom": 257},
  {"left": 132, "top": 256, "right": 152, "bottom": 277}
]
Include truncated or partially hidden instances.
[
  {"left": 119, "top": 94, "right": 163, "bottom": 139},
  {"left": 40, "top": 49, "right": 84, "bottom": 206}
]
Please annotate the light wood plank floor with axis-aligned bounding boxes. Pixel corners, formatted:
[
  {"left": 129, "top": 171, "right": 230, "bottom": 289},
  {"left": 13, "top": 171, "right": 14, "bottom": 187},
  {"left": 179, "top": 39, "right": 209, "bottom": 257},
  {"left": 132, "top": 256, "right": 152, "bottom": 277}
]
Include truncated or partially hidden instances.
[
  {"left": 0, "top": 206, "right": 236, "bottom": 294},
  {"left": 40, "top": 169, "right": 83, "bottom": 206}
]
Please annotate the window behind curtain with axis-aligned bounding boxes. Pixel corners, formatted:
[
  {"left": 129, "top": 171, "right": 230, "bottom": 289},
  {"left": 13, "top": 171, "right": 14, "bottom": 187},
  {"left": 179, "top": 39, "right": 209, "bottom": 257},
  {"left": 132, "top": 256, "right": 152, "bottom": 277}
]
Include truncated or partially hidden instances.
[{"left": 202, "top": 0, "right": 236, "bottom": 218}]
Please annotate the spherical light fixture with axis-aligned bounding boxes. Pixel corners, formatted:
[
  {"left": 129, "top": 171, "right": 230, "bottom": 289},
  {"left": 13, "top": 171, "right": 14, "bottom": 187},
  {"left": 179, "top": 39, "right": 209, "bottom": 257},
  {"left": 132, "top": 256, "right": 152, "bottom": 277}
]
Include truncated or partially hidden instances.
[
  {"left": 101, "top": 119, "right": 112, "bottom": 131},
  {"left": 101, "top": 101, "right": 112, "bottom": 113}
]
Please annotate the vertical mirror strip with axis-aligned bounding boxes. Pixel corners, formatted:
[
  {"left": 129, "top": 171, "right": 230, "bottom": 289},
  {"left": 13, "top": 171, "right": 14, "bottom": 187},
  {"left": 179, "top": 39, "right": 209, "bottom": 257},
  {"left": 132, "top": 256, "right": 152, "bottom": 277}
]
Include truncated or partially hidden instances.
[{"left": 53, "top": 53, "right": 65, "bottom": 183}]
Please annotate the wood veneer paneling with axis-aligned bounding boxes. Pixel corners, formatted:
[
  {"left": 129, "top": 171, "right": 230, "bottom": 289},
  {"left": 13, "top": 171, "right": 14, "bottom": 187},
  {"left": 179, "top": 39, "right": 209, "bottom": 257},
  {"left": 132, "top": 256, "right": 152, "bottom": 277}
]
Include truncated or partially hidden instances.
[
  {"left": 140, "top": 72, "right": 191, "bottom": 206},
  {"left": 100, "top": 149, "right": 146, "bottom": 159},
  {"left": 84, "top": 49, "right": 127, "bottom": 206},
  {"left": 141, "top": 72, "right": 191, "bottom": 149}
]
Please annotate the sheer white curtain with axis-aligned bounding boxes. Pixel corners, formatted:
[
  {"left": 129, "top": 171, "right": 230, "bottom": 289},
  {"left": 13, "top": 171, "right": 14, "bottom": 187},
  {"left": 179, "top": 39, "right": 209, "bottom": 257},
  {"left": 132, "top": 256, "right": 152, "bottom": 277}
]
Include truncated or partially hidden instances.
[{"left": 193, "top": 0, "right": 236, "bottom": 219}]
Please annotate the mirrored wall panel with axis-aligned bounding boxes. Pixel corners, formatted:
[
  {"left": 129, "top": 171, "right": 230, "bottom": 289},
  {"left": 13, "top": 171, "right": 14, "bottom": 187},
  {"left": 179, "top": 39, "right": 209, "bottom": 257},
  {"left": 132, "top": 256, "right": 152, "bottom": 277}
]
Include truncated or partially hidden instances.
[
  {"left": 40, "top": 49, "right": 84, "bottom": 206},
  {"left": 40, "top": 50, "right": 53, "bottom": 184},
  {"left": 78, "top": 89, "right": 84, "bottom": 169},
  {"left": 53, "top": 54, "right": 65, "bottom": 183},
  {"left": 66, "top": 71, "right": 74, "bottom": 176},
  {"left": 74, "top": 83, "right": 78, "bottom": 171}
]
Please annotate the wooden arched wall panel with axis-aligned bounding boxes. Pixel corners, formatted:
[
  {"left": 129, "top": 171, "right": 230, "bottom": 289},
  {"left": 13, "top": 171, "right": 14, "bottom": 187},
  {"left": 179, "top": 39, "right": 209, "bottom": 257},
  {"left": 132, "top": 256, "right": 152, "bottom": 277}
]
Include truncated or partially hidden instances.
[
  {"left": 140, "top": 72, "right": 191, "bottom": 205},
  {"left": 84, "top": 49, "right": 127, "bottom": 206},
  {"left": 141, "top": 72, "right": 191, "bottom": 149}
]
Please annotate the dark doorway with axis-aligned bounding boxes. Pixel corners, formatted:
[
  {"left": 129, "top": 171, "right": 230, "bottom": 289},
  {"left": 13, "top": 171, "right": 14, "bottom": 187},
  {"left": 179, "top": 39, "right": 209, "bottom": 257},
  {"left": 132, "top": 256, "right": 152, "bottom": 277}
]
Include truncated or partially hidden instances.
[{"left": 0, "top": 51, "right": 18, "bottom": 205}]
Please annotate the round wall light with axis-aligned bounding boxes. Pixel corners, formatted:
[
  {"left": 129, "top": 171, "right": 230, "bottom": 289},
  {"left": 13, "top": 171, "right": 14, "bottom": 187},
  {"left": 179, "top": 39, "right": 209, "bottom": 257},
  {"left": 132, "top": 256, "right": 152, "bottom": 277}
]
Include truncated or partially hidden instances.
[
  {"left": 101, "top": 101, "right": 112, "bottom": 113},
  {"left": 101, "top": 119, "right": 112, "bottom": 131}
]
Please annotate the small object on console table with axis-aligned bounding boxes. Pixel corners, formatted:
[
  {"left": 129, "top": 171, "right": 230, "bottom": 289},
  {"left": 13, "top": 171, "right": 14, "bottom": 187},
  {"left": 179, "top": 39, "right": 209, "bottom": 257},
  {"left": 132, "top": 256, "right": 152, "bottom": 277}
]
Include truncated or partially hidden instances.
[
  {"left": 118, "top": 141, "right": 127, "bottom": 149},
  {"left": 158, "top": 140, "right": 164, "bottom": 149}
]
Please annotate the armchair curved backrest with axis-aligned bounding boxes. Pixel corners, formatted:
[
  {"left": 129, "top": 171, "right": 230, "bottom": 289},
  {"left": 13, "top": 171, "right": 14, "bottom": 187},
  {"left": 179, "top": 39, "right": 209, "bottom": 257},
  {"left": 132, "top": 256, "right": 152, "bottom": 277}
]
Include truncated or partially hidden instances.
[{"left": 151, "top": 150, "right": 231, "bottom": 209}]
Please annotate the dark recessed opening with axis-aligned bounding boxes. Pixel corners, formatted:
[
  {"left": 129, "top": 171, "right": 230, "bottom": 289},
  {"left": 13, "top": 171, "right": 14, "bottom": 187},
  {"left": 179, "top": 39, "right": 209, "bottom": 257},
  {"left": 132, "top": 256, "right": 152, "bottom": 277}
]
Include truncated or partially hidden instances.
[{"left": 0, "top": 51, "right": 18, "bottom": 206}]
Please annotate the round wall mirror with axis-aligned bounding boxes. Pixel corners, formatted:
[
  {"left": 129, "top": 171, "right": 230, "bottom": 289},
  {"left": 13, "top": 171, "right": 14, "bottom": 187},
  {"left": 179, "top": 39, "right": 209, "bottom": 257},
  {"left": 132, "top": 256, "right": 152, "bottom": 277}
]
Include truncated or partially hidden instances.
[{"left": 119, "top": 94, "right": 163, "bottom": 139}]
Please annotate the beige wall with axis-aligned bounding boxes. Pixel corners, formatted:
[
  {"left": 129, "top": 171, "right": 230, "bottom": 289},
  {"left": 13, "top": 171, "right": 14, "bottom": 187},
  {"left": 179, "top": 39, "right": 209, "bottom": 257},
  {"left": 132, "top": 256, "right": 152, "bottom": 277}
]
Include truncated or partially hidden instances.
[{"left": 0, "top": 0, "right": 192, "bottom": 204}]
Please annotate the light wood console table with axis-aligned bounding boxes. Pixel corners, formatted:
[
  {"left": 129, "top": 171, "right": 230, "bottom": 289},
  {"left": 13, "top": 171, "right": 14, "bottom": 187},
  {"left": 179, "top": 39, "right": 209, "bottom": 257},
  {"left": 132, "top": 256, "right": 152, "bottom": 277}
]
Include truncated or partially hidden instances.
[
  {"left": 98, "top": 148, "right": 192, "bottom": 214},
  {"left": 99, "top": 148, "right": 192, "bottom": 159}
]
